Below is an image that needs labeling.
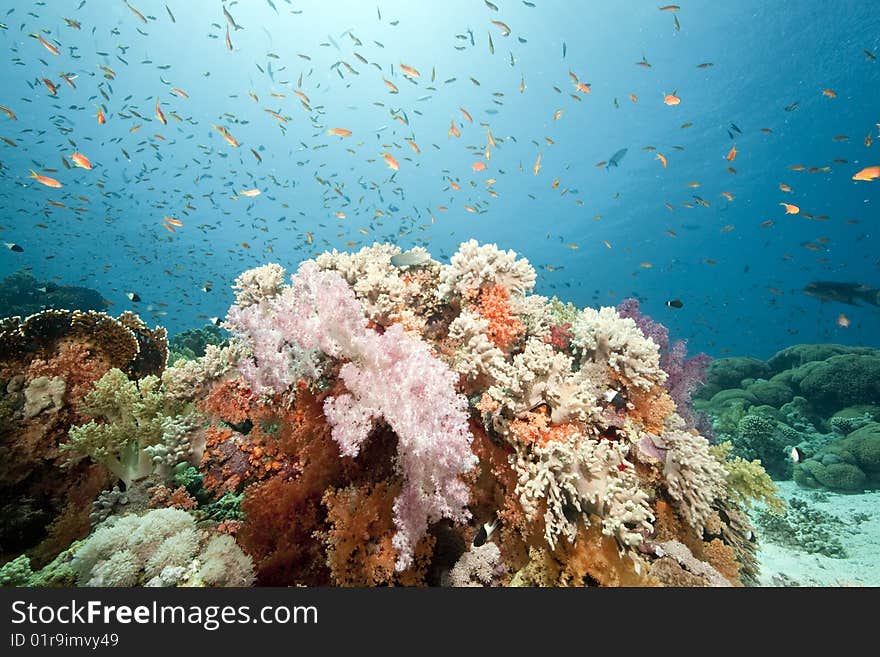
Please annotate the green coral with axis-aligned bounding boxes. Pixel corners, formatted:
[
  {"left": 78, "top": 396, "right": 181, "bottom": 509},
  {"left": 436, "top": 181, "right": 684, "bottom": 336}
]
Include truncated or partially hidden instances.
[
  {"left": 793, "top": 422, "right": 880, "bottom": 491},
  {"left": 0, "top": 555, "right": 33, "bottom": 586},
  {"left": 795, "top": 354, "right": 880, "bottom": 414},
  {"left": 168, "top": 324, "right": 227, "bottom": 362},
  {"left": 766, "top": 343, "right": 877, "bottom": 373},
  {"left": 745, "top": 380, "right": 794, "bottom": 408},
  {"left": 733, "top": 414, "right": 793, "bottom": 479},
  {"left": 710, "top": 443, "right": 785, "bottom": 514},
  {"left": 63, "top": 369, "right": 199, "bottom": 487},
  {"left": 547, "top": 296, "right": 578, "bottom": 325}
]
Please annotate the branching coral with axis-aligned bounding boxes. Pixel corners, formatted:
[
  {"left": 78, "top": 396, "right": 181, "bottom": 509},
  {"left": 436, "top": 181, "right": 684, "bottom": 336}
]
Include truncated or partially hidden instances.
[
  {"left": 315, "top": 243, "right": 442, "bottom": 329},
  {"left": 662, "top": 427, "right": 728, "bottom": 534},
  {"left": 438, "top": 239, "right": 536, "bottom": 299},
  {"left": 514, "top": 435, "right": 654, "bottom": 551},
  {"left": 572, "top": 306, "right": 666, "bottom": 390}
]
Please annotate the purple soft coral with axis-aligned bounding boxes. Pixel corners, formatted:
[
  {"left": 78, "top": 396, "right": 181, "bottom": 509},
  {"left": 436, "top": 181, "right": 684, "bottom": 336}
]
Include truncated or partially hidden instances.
[{"left": 616, "top": 298, "right": 711, "bottom": 429}]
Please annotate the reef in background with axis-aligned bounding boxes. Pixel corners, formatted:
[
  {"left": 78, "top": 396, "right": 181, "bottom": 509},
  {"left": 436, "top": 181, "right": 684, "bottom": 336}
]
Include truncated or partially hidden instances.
[
  {"left": 694, "top": 344, "right": 880, "bottom": 491},
  {"left": 0, "top": 242, "right": 782, "bottom": 587},
  {"left": 0, "top": 270, "right": 109, "bottom": 318}
]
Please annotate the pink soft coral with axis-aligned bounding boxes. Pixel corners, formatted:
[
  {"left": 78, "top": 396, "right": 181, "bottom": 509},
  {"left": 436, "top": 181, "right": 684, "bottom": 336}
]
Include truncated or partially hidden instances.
[{"left": 226, "top": 261, "right": 476, "bottom": 570}]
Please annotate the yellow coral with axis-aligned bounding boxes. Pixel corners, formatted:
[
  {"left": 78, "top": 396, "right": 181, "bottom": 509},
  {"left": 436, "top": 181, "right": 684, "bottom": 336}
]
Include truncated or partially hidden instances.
[{"left": 710, "top": 442, "right": 786, "bottom": 514}]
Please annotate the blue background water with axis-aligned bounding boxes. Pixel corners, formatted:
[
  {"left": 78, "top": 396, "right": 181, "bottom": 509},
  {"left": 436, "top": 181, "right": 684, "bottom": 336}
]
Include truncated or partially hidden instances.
[{"left": 0, "top": 0, "right": 878, "bottom": 359}]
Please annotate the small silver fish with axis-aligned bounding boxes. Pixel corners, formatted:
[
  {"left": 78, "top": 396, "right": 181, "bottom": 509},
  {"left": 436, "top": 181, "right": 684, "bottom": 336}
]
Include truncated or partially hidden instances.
[{"left": 390, "top": 249, "right": 430, "bottom": 267}]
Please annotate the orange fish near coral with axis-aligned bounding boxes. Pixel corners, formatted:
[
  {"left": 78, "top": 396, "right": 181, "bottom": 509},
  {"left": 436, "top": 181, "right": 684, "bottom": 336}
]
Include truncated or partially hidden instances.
[
  {"left": 852, "top": 166, "right": 880, "bottom": 181},
  {"left": 327, "top": 128, "right": 352, "bottom": 137},
  {"left": 726, "top": 144, "right": 737, "bottom": 162},
  {"left": 29, "top": 170, "right": 62, "bottom": 188},
  {"left": 656, "top": 153, "right": 667, "bottom": 168},
  {"left": 780, "top": 202, "right": 800, "bottom": 214},
  {"left": 472, "top": 161, "right": 487, "bottom": 172},
  {"left": 96, "top": 107, "right": 106, "bottom": 124},
  {"left": 448, "top": 120, "right": 461, "bottom": 138},
  {"left": 383, "top": 152, "right": 400, "bottom": 171},
  {"left": 533, "top": 153, "right": 542, "bottom": 176},
  {"left": 821, "top": 88, "right": 837, "bottom": 98},
  {"left": 664, "top": 92, "right": 680, "bottom": 106},
  {"left": 70, "top": 152, "right": 92, "bottom": 170},
  {"left": 239, "top": 189, "right": 261, "bottom": 197},
  {"left": 164, "top": 216, "right": 183, "bottom": 227}
]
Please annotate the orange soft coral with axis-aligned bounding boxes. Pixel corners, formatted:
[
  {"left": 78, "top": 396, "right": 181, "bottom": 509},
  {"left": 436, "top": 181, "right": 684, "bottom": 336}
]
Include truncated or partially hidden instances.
[
  {"left": 200, "top": 379, "right": 259, "bottom": 426},
  {"left": 627, "top": 385, "right": 676, "bottom": 435},
  {"left": 477, "top": 284, "right": 524, "bottom": 350},
  {"left": 25, "top": 341, "right": 111, "bottom": 410},
  {"left": 507, "top": 412, "right": 582, "bottom": 448},
  {"left": 321, "top": 481, "right": 400, "bottom": 586}
]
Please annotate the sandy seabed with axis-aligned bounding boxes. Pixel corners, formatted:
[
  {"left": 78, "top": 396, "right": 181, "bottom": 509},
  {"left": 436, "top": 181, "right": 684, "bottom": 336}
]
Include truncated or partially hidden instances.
[{"left": 754, "top": 481, "right": 880, "bottom": 587}]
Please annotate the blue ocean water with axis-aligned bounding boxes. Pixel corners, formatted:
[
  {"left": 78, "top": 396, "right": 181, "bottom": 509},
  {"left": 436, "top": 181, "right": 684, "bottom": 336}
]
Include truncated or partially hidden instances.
[{"left": 0, "top": 0, "right": 878, "bottom": 359}]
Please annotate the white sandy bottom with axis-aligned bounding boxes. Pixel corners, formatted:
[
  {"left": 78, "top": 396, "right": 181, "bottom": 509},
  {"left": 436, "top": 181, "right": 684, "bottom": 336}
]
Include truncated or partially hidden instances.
[{"left": 753, "top": 481, "right": 880, "bottom": 586}]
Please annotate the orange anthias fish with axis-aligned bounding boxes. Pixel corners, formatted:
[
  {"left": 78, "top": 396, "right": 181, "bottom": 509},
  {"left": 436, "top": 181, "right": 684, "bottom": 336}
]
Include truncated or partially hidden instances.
[
  {"left": 327, "top": 128, "right": 352, "bottom": 137},
  {"left": 405, "top": 138, "right": 421, "bottom": 154},
  {"left": 664, "top": 92, "right": 681, "bottom": 106},
  {"left": 42, "top": 78, "right": 58, "bottom": 95},
  {"left": 70, "top": 152, "right": 92, "bottom": 170},
  {"left": 400, "top": 63, "right": 420, "bottom": 78},
  {"left": 448, "top": 120, "right": 461, "bottom": 138},
  {"left": 155, "top": 98, "right": 167, "bottom": 125},
  {"left": 852, "top": 165, "right": 880, "bottom": 181},
  {"left": 30, "top": 170, "right": 62, "bottom": 188},
  {"left": 472, "top": 161, "right": 487, "bottom": 172},
  {"left": 459, "top": 107, "right": 473, "bottom": 123},
  {"left": 780, "top": 202, "right": 800, "bottom": 214},
  {"left": 656, "top": 153, "right": 668, "bottom": 168},
  {"left": 239, "top": 189, "right": 261, "bottom": 197},
  {"left": 576, "top": 82, "right": 591, "bottom": 94},
  {"left": 383, "top": 78, "right": 399, "bottom": 94},
  {"left": 779, "top": 183, "right": 792, "bottom": 192},
  {"left": 726, "top": 144, "right": 737, "bottom": 161},
  {"left": 213, "top": 125, "right": 239, "bottom": 147},
  {"left": 164, "top": 216, "right": 183, "bottom": 227},
  {"left": 96, "top": 107, "right": 106, "bottom": 124},
  {"left": 0, "top": 106, "right": 17, "bottom": 120},
  {"left": 821, "top": 88, "right": 837, "bottom": 98},
  {"left": 533, "top": 153, "right": 542, "bottom": 175},
  {"left": 382, "top": 152, "right": 400, "bottom": 171},
  {"left": 837, "top": 314, "right": 850, "bottom": 328},
  {"left": 31, "top": 33, "right": 60, "bottom": 56}
]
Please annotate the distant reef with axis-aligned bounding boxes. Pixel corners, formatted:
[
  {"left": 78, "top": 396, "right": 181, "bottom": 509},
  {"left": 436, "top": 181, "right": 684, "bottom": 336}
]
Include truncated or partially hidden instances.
[
  {"left": 695, "top": 344, "right": 880, "bottom": 491},
  {"left": 0, "top": 270, "right": 108, "bottom": 318}
]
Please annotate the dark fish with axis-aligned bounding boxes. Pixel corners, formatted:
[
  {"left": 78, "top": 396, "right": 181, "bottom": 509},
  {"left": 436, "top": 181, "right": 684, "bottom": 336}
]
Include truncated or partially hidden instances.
[
  {"left": 730, "top": 122, "right": 742, "bottom": 134},
  {"left": 803, "top": 281, "right": 879, "bottom": 307},
  {"left": 784, "top": 101, "right": 799, "bottom": 112},
  {"left": 472, "top": 518, "right": 499, "bottom": 547},
  {"left": 5, "top": 242, "right": 23, "bottom": 252},
  {"left": 665, "top": 299, "right": 683, "bottom": 308},
  {"left": 127, "top": 291, "right": 141, "bottom": 302},
  {"left": 606, "top": 148, "right": 628, "bottom": 169}
]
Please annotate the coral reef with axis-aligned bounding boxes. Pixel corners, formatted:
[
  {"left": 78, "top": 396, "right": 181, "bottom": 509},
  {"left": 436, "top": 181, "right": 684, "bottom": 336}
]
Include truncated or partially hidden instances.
[
  {"left": 0, "top": 242, "right": 769, "bottom": 587},
  {"left": 0, "top": 309, "right": 168, "bottom": 567},
  {"left": 0, "top": 270, "right": 108, "bottom": 319},
  {"left": 695, "top": 344, "right": 880, "bottom": 492}
]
